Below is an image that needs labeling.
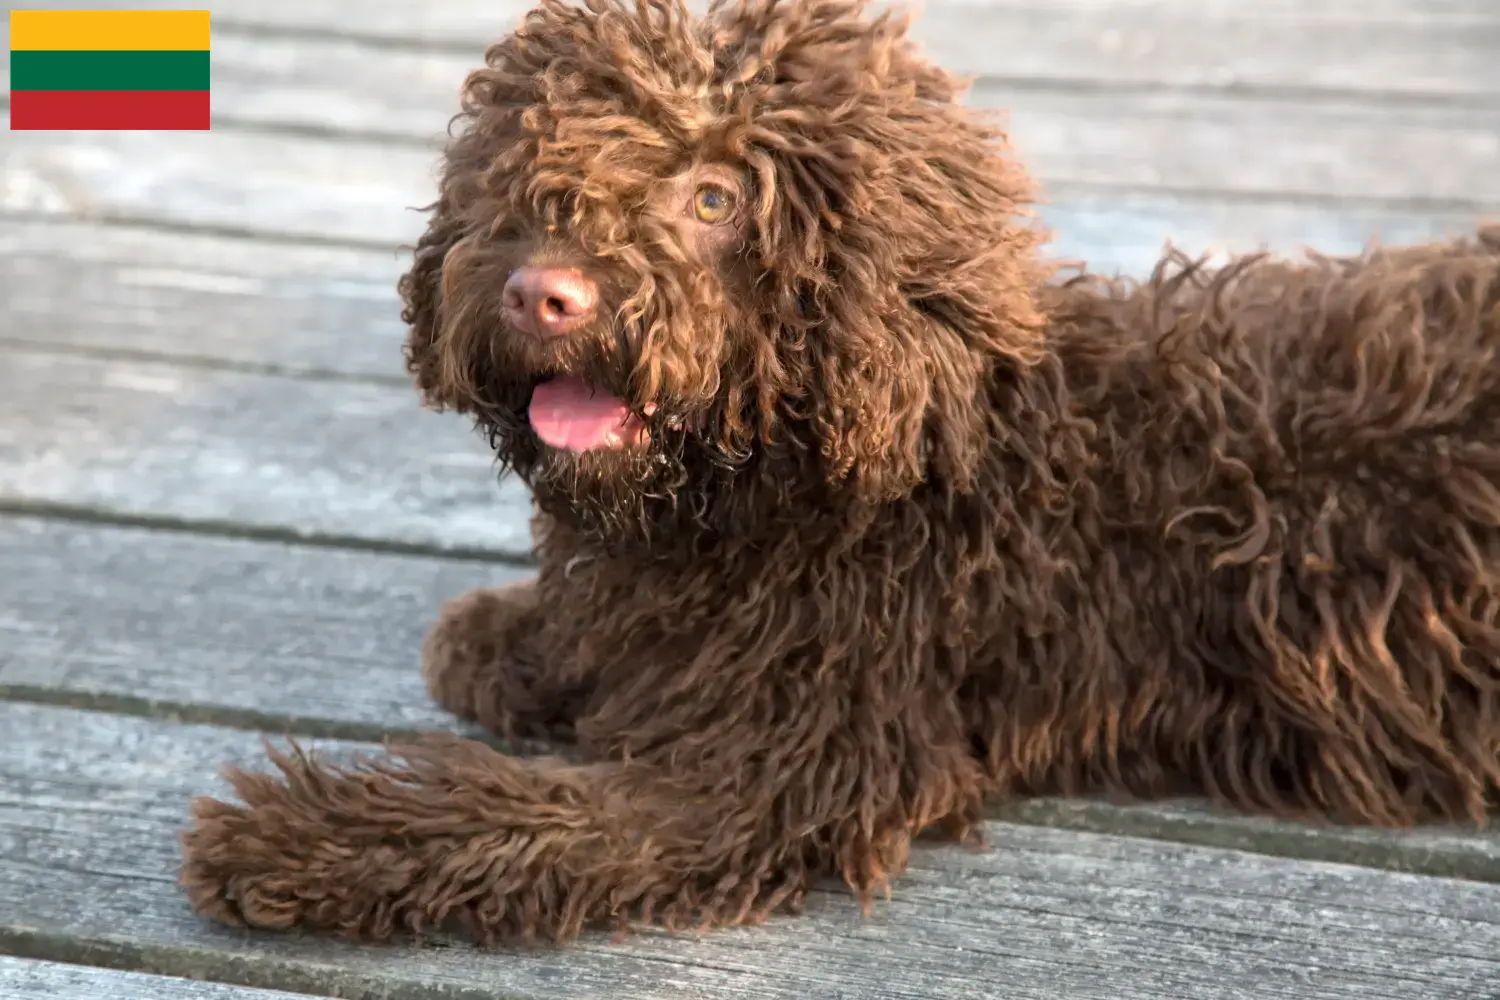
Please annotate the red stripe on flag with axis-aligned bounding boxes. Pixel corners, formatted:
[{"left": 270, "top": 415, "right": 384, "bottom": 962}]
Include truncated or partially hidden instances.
[{"left": 10, "top": 90, "right": 210, "bottom": 130}]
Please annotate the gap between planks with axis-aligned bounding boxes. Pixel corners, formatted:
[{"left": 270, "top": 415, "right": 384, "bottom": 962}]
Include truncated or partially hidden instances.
[{"left": 0, "top": 343, "right": 534, "bottom": 557}]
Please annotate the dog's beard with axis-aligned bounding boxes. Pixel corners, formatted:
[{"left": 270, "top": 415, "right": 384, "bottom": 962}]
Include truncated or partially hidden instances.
[
  {"left": 528, "top": 437, "right": 693, "bottom": 540},
  {"left": 482, "top": 370, "right": 699, "bottom": 541}
]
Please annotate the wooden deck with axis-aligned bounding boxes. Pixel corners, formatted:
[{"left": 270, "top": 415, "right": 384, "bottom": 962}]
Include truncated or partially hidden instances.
[{"left": 2, "top": 1, "right": 1499, "bottom": 997}]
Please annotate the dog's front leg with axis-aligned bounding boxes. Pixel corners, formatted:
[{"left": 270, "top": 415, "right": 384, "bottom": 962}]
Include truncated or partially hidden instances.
[
  {"left": 178, "top": 739, "right": 667, "bottom": 943},
  {"left": 178, "top": 737, "right": 814, "bottom": 943},
  {"left": 178, "top": 692, "right": 984, "bottom": 944}
]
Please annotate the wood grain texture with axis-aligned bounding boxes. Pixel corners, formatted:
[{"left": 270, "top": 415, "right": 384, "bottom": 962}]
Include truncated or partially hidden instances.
[
  {"left": 2, "top": 700, "right": 1498, "bottom": 1000},
  {"left": 5, "top": 49, "right": 1496, "bottom": 217},
  {"left": 0, "top": 218, "right": 409, "bottom": 379},
  {"left": 0, "top": 346, "right": 533, "bottom": 556},
  {"left": 7, "top": 0, "right": 1495, "bottom": 99},
  {"left": 2, "top": 512, "right": 1498, "bottom": 884},
  {"left": 0, "top": 958, "right": 317, "bottom": 1000},
  {"left": 993, "top": 797, "right": 1500, "bottom": 884},
  {"left": 189, "top": 33, "right": 1500, "bottom": 207},
  {"left": 0, "top": 127, "right": 440, "bottom": 249},
  {"left": 0, "top": 513, "right": 516, "bottom": 739}
]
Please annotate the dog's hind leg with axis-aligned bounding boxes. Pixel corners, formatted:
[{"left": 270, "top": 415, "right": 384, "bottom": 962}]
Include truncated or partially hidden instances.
[{"left": 1214, "top": 507, "right": 1500, "bottom": 826}]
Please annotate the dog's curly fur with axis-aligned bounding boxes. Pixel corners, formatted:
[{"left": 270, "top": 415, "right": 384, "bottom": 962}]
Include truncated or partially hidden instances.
[{"left": 180, "top": 0, "right": 1500, "bottom": 946}]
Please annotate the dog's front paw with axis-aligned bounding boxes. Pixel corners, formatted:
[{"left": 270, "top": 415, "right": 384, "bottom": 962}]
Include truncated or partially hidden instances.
[
  {"left": 179, "top": 750, "right": 425, "bottom": 940},
  {"left": 422, "top": 582, "right": 548, "bottom": 736},
  {"left": 180, "top": 792, "right": 306, "bottom": 931}
]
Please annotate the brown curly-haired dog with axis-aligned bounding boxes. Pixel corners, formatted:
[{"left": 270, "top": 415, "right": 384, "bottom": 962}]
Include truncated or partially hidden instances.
[{"left": 180, "top": 0, "right": 1500, "bottom": 946}]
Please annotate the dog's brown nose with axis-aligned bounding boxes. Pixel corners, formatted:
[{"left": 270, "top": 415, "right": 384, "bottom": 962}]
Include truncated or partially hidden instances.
[{"left": 501, "top": 266, "right": 597, "bottom": 338}]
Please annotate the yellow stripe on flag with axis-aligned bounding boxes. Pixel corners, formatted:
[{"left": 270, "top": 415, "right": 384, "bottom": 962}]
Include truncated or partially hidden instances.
[{"left": 9, "top": 9, "right": 211, "bottom": 51}]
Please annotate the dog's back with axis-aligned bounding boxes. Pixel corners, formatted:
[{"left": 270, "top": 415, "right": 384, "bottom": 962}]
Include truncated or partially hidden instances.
[
  {"left": 1050, "top": 225, "right": 1500, "bottom": 526},
  {"left": 971, "top": 228, "right": 1500, "bottom": 824}
]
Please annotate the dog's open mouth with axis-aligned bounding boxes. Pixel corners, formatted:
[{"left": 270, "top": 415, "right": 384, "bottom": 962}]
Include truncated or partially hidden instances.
[{"left": 528, "top": 374, "right": 650, "bottom": 452}]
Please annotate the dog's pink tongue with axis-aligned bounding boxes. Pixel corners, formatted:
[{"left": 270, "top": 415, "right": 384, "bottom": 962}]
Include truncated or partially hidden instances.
[{"left": 529, "top": 375, "right": 643, "bottom": 451}]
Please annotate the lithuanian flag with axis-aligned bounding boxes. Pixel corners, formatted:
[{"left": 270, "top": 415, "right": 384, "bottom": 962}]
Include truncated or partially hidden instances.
[{"left": 9, "top": 10, "right": 211, "bottom": 130}]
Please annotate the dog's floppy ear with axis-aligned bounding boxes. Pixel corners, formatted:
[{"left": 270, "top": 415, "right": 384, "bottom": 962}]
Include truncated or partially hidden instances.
[
  {"left": 722, "top": 0, "right": 1050, "bottom": 500},
  {"left": 399, "top": 59, "right": 523, "bottom": 416},
  {"left": 398, "top": 205, "right": 466, "bottom": 410},
  {"left": 744, "top": 126, "right": 1047, "bottom": 502},
  {"left": 793, "top": 247, "right": 1048, "bottom": 502}
]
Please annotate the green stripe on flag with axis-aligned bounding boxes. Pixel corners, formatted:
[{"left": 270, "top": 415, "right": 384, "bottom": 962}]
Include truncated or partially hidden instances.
[{"left": 10, "top": 50, "right": 210, "bottom": 92}]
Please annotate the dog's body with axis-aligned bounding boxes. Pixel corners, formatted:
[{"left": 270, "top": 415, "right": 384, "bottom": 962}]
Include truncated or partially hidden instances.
[{"left": 180, "top": 0, "right": 1500, "bottom": 946}]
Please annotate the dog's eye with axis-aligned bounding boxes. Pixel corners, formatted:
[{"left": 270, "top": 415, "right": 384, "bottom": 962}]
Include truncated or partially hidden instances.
[{"left": 691, "top": 184, "right": 735, "bottom": 225}]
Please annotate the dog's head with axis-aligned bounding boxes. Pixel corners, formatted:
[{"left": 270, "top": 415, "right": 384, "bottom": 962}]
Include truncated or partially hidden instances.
[{"left": 401, "top": 0, "right": 1048, "bottom": 538}]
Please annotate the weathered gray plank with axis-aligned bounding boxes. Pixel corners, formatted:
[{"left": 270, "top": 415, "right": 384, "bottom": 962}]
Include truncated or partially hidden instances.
[
  {"left": 11, "top": 0, "right": 1495, "bottom": 99},
  {"left": 2, "top": 700, "right": 1497, "bottom": 1000},
  {"left": 0, "top": 128, "right": 439, "bottom": 249},
  {"left": 924, "top": 6, "right": 1500, "bottom": 101},
  {"left": 0, "top": 513, "right": 514, "bottom": 740},
  {"left": 1043, "top": 194, "right": 1481, "bottom": 279},
  {"left": 3, "top": 510, "right": 1497, "bottom": 885},
  {"left": 5, "top": 58, "right": 1496, "bottom": 215},
  {"left": 992, "top": 797, "right": 1500, "bottom": 884},
  {"left": 186, "top": 34, "right": 1500, "bottom": 207},
  {"left": 999, "top": 91, "right": 1498, "bottom": 208},
  {"left": 0, "top": 347, "right": 532, "bottom": 557},
  {"left": 0, "top": 958, "right": 318, "bottom": 1000},
  {"left": 0, "top": 218, "right": 408, "bottom": 380}
]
